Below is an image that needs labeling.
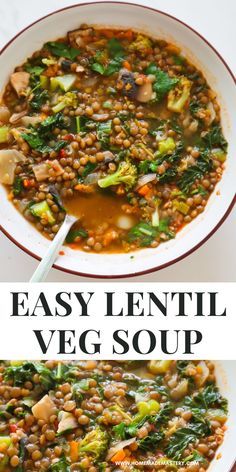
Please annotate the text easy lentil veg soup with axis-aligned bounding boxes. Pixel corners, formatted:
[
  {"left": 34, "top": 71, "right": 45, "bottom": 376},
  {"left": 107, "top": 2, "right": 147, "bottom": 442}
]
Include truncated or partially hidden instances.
[
  {"left": 0, "top": 360, "right": 227, "bottom": 470},
  {"left": 0, "top": 26, "right": 228, "bottom": 253}
]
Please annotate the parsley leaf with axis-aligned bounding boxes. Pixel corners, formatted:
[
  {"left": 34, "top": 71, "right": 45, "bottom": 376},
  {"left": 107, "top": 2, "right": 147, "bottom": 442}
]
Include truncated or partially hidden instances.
[
  {"left": 145, "top": 63, "right": 179, "bottom": 101},
  {"left": 45, "top": 41, "right": 80, "bottom": 60}
]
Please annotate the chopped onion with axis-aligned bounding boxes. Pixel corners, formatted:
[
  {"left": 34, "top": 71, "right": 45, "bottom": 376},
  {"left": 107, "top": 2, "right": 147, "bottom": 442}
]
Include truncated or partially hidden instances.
[
  {"left": 83, "top": 76, "right": 98, "bottom": 87},
  {"left": 84, "top": 172, "right": 100, "bottom": 185},
  {"left": 103, "top": 151, "right": 115, "bottom": 163},
  {"left": 91, "top": 113, "right": 109, "bottom": 122},
  {"left": 207, "top": 101, "right": 216, "bottom": 125},
  {"left": 116, "top": 215, "right": 134, "bottom": 230},
  {"left": 136, "top": 173, "right": 156, "bottom": 190},
  {"left": 106, "top": 438, "right": 136, "bottom": 461}
]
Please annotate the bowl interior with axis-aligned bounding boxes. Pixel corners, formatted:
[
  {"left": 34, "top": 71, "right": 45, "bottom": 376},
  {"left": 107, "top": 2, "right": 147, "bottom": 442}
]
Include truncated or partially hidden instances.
[{"left": 0, "top": 2, "right": 235, "bottom": 277}]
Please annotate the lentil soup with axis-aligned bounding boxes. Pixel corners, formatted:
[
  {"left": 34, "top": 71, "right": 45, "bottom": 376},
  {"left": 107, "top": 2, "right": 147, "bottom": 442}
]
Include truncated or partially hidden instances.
[
  {"left": 0, "top": 360, "right": 227, "bottom": 471},
  {"left": 0, "top": 26, "right": 228, "bottom": 253}
]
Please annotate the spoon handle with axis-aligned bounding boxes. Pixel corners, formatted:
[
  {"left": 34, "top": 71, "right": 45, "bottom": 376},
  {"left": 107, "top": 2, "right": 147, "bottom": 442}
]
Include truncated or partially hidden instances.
[{"left": 30, "top": 214, "right": 77, "bottom": 283}]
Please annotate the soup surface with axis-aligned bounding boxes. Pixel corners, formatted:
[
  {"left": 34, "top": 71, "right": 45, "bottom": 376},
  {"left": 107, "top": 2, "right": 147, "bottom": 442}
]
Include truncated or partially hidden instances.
[
  {"left": 0, "top": 360, "right": 227, "bottom": 471},
  {"left": 0, "top": 26, "right": 228, "bottom": 253}
]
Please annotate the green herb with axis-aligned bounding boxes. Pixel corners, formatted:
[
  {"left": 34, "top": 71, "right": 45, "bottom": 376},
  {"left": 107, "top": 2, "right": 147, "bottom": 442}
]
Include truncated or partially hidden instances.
[
  {"left": 107, "top": 38, "right": 125, "bottom": 57},
  {"left": 91, "top": 62, "right": 106, "bottom": 74},
  {"left": 189, "top": 100, "right": 201, "bottom": 116},
  {"left": 128, "top": 222, "right": 158, "bottom": 246},
  {"left": 13, "top": 177, "right": 24, "bottom": 196},
  {"left": 25, "top": 64, "right": 45, "bottom": 75},
  {"left": 183, "top": 450, "right": 207, "bottom": 465},
  {"left": 29, "top": 88, "right": 49, "bottom": 111},
  {"left": 191, "top": 185, "right": 208, "bottom": 196},
  {"left": 82, "top": 161, "right": 97, "bottom": 177},
  {"left": 66, "top": 228, "right": 88, "bottom": 243},
  {"left": 48, "top": 456, "right": 70, "bottom": 472},
  {"left": 97, "top": 120, "right": 112, "bottom": 148},
  {"left": 45, "top": 41, "right": 80, "bottom": 60},
  {"left": 145, "top": 63, "right": 179, "bottom": 101},
  {"left": 173, "top": 55, "right": 186, "bottom": 65}
]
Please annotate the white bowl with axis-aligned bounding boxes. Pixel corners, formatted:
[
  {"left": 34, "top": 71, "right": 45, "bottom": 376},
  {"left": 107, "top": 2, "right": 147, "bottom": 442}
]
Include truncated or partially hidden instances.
[{"left": 0, "top": 2, "right": 235, "bottom": 278}]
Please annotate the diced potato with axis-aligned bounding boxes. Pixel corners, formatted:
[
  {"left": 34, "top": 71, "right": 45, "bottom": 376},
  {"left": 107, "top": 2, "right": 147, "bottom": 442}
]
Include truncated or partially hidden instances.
[
  {"left": 148, "top": 360, "right": 172, "bottom": 374},
  {"left": 195, "top": 361, "right": 209, "bottom": 387},
  {"left": 0, "top": 149, "right": 26, "bottom": 185},
  {"left": 57, "top": 411, "right": 78, "bottom": 434},
  {"left": 32, "top": 394, "right": 56, "bottom": 421},
  {"left": 33, "top": 159, "right": 63, "bottom": 182}
]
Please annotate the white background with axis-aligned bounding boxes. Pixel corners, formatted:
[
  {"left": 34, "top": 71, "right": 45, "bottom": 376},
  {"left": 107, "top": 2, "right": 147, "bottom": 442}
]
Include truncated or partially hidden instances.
[{"left": 0, "top": 0, "right": 235, "bottom": 282}]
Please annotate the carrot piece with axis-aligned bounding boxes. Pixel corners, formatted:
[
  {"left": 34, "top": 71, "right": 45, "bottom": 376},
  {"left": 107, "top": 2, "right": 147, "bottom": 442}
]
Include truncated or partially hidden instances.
[
  {"left": 123, "top": 60, "right": 132, "bottom": 70},
  {"left": 111, "top": 449, "right": 126, "bottom": 463},
  {"left": 70, "top": 441, "right": 79, "bottom": 462},
  {"left": 137, "top": 184, "right": 152, "bottom": 197}
]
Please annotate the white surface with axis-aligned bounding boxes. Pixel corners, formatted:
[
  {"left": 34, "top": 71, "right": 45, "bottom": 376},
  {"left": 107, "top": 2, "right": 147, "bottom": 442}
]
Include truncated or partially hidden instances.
[{"left": 0, "top": 0, "right": 235, "bottom": 282}]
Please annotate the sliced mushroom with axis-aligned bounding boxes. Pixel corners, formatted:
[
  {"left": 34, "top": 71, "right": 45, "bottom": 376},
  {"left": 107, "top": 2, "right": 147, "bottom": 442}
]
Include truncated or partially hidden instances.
[
  {"left": 136, "top": 80, "right": 153, "bottom": 103},
  {"left": 118, "top": 69, "right": 138, "bottom": 99},
  {"left": 21, "top": 115, "right": 42, "bottom": 127},
  {"left": 0, "top": 106, "right": 11, "bottom": 124},
  {"left": 0, "top": 149, "right": 26, "bottom": 184},
  {"left": 91, "top": 113, "right": 109, "bottom": 122},
  {"left": 9, "top": 110, "right": 28, "bottom": 124},
  {"left": 10, "top": 71, "right": 30, "bottom": 97}
]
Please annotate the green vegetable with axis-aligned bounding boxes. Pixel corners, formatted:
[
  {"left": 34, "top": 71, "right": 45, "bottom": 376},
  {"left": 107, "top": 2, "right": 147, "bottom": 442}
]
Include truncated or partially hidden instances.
[
  {"left": 25, "top": 64, "right": 45, "bottom": 76},
  {"left": 45, "top": 41, "right": 80, "bottom": 60},
  {"left": 42, "top": 57, "right": 57, "bottom": 66},
  {"left": 79, "top": 427, "right": 109, "bottom": 461},
  {"left": 128, "top": 222, "right": 158, "bottom": 247},
  {"left": 48, "top": 456, "right": 70, "bottom": 472},
  {"left": 157, "top": 137, "right": 176, "bottom": 155},
  {"left": 15, "top": 438, "right": 27, "bottom": 472},
  {"left": 178, "top": 151, "right": 212, "bottom": 193},
  {"left": 13, "top": 177, "right": 24, "bottom": 196},
  {"left": 29, "top": 88, "right": 49, "bottom": 111},
  {"left": 165, "top": 422, "right": 211, "bottom": 460},
  {"left": 30, "top": 200, "right": 56, "bottom": 225},
  {"left": 98, "top": 160, "right": 137, "bottom": 189},
  {"left": 202, "top": 125, "right": 227, "bottom": 151},
  {"left": 107, "top": 38, "right": 125, "bottom": 57},
  {"left": 145, "top": 63, "right": 179, "bottom": 102},
  {"left": 129, "top": 34, "right": 152, "bottom": 53},
  {"left": 3, "top": 362, "right": 55, "bottom": 390},
  {"left": 21, "top": 113, "right": 67, "bottom": 153},
  {"left": 183, "top": 449, "right": 207, "bottom": 465},
  {"left": 173, "top": 199, "right": 190, "bottom": 215},
  {"left": 184, "top": 385, "right": 228, "bottom": 413},
  {"left": 205, "top": 408, "right": 227, "bottom": 424},
  {"left": 139, "top": 430, "right": 164, "bottom": 451},
  {"left": 82, "top": 161, "right": 97, "bottom": 177},
  {"left": 0, "top": 126, "right": 9, "bottom": 143},
  {"left": 50, "top": 74, "right": 77, "bottom": 92},
  {"left": 52, "top": 91, "right": 78, "bottom": 113},
  {"left": 103, "top": 100, "right": 112, "bottom": 109},
  {"left": 173, "top": 55, "right": 186, "bottom": 65},
  {"left": 189, "top": 99, "right": 201, "bottom": 116},
  {"left": 133, "top": 399, "right": 160, "bottom": 423},
  {"left": 66, "top": 228, "right": 88, "bottom": 243},
  {"left": 212, "top": 148, "right": 226, "bottom": 163},
  {"left": 40, "top": 75, "right": 49, "bottom": 89},
  {"left": 97, "top": 120, "right": 112, "bottom": 148},
  {"left": 167, "top": 77, "right": 192, "bottom": 113}
]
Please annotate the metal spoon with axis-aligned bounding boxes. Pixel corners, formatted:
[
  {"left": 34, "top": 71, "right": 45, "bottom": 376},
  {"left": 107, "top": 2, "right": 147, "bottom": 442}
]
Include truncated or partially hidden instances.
[{"left": 30, "top": 214, "right": 77, "bottom": 282}]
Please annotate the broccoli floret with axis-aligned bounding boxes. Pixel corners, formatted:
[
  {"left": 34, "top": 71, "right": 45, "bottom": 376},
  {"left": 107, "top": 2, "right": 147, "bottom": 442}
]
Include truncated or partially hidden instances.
[
  {"left": 129, "top": 34, "right": 152, "bottom": 53},
  {"left": 167, "top": 77, "right": 192, "bottom": 113},
  {"left": 98, "top": 160, "right": 137, "bottom": 189},
  {"left": 79, "top": 427, "right": 109, "bottom": 461},
  {"left": 52, "top": 91, "right": 78, "bottom": 113}
]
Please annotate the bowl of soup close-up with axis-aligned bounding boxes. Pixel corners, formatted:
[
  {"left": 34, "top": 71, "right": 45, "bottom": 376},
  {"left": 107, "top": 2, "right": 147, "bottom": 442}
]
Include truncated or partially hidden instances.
[
  {"left": 0, "top": 2, "right": 235, "bottom": 278},
  {"left": 0, "top": 359, "right": 235, "bottom": 471}
]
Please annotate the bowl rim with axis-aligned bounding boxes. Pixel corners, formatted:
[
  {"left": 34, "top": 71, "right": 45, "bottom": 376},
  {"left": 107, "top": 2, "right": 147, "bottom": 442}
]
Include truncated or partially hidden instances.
[{"left": 0, "top": 0, "right": 235, "bottom": 280}]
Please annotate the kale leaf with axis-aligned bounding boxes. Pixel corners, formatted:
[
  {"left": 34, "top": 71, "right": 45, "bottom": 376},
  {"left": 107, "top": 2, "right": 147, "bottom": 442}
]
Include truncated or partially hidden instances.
[
  {"left": 139, "top": 430, "right": 164, "bottom": 451},
  {"left": 202, "top": 125, "right": 228, "bottom": 151},
  {"left": 21, "top": 113, "right": 67, "bottom": 153}
]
